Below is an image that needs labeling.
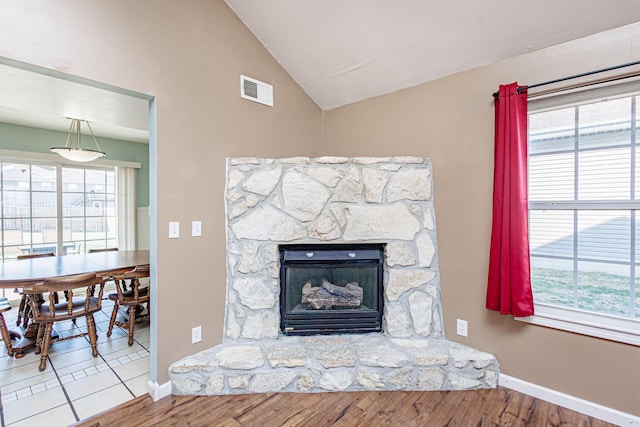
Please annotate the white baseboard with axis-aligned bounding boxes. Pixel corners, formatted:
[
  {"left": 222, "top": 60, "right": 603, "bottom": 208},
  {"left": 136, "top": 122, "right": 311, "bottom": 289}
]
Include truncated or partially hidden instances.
[
  {"left": 499, "top": 374, "right": 640, "bottom": 426},
  {"left": 147, "top": 380, "right": 172, "bottom": 401}
]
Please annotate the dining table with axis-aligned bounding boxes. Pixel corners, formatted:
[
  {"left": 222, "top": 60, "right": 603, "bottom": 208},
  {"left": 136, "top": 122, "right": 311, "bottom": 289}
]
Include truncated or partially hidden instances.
[{"left": 0, "top": 249, "right": 150, "bottom": 357}]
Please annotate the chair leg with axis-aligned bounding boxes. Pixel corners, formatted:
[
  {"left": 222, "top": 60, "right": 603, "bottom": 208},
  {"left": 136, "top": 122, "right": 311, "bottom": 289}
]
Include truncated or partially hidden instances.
[
  {"left": 34, "top": 324, "right": 45, "bottom": 354},
  {"left": 86, "top": 315, "right": 99, "bottom": 357},
  {"left": 39, "top": 323, "right": 53, "bottom": 371},
  {"left": 16, "top": 294, "right": 27, "bottom": 327},
  {"left": 0, "top": 312, "right": 13, "bottom": 357},
  {"left": 22, "top": 304, "right": 32, "bottom": 329},
  {"left": 127, "top": 305, "right": 136, "bottom": 346},
  {"left": 107, "top": 302, "right": 119, "bottom": 337}
]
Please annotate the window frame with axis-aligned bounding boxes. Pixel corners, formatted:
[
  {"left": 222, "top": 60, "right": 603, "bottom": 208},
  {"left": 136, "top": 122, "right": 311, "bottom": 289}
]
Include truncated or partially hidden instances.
[{"left": 519, "top": 81, "right": 640, "bottom": 346}]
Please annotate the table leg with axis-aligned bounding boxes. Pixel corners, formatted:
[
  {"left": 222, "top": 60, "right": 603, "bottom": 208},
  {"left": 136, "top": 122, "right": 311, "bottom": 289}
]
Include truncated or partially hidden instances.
[
  {"left": 9, "top": 322, "right": 58, "bottom": 358},
  {"left": 9, "top": 324, "right": 37, "bottom": 358}
]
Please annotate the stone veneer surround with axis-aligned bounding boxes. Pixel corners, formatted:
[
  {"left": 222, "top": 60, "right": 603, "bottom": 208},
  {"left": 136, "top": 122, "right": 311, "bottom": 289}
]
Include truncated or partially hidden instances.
[{"left": 170, "top": 157, "right": 499, "bottom": 395}]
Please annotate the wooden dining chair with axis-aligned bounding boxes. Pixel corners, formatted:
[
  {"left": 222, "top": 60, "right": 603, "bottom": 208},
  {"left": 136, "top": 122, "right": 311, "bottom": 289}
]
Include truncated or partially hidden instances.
[
  {"left": 16, "top": 252, "right": 56, "bottom": 259},
  {"left": 107, "top": 265, "right": 150, "bottom": 346},
  {"left": 15, "top": 252, "right": 56, "bottom": 327},
  {"left": 0, "top": 297, "right": 13, "bottom": 356},
  {"left": 88, "top": 247, "right": 119, "bottom": 253},
  {"left": 26, "top": 272, "right": 105, "bottom": 371}
]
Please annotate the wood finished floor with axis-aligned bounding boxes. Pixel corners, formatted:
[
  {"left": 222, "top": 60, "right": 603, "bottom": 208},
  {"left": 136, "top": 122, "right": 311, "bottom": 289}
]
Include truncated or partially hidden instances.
[{"left": 73, "top": 386, "right": 615, "bottom": 427}]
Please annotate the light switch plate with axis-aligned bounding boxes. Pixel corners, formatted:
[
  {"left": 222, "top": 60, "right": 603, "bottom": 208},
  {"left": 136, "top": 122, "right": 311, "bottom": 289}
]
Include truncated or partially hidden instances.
[
  {"left": 192, "top": 221, "right": 202, "bottom": 237},
  {"left": 169, "top": 221, "right": 180, "bottom": 239}
]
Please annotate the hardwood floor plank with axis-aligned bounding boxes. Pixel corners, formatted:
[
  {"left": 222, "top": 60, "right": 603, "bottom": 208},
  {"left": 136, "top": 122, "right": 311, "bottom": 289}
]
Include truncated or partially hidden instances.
[
  {"left": 476, "top": 388, "right": 513, "bottom": 424},
  {"left": 235, "top": 393, "right": 307, "bottom": 426},
  {"left": 408, "top": 389, "right": 451, "bottom": 423},
  {"left": 352, "top": 389, "right": 381, "bottom": 412},
  {"left": 297, "top": 392, "right": 364, "bottom": 427},
  {"left": 411, "top": 390, "right": 475, "bottom": 426},
  {"left": 497, "top": 388, "right": 536, "bottom": 426},
  {"left": 436, "top": 390, "right": 493, "bottom": 426},
  {"left": 73, "top": 387, "right": 619, "bottom": 427}
]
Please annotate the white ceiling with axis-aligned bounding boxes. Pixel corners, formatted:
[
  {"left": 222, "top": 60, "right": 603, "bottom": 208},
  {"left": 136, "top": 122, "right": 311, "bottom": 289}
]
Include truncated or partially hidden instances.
[
  {"left": 0, "top": 62, "right": 149, "bottom": 143},
  {"left": 225, "top": 0, "right": 640, "bottom": 110}
]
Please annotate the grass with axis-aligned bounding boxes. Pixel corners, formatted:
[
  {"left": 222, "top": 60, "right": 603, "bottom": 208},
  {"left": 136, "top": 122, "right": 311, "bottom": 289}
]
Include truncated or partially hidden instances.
[{"left": 531, "top": 268, "right": 640, "bottom": 318}]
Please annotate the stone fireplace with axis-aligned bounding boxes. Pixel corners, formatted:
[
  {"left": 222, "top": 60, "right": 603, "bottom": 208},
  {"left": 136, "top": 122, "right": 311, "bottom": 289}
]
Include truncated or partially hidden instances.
[{"left": 170, "top": 156, "right": 499, "bottom": 395}]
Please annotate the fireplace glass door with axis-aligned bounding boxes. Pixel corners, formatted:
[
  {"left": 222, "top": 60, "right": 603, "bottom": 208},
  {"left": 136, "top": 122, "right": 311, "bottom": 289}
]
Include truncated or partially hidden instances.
[{"left": 279, "top": 244, "right": 384, "bottom": 335}]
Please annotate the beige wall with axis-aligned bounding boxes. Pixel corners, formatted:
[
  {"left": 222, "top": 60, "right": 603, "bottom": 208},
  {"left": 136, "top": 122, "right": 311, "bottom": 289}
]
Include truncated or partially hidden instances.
[
  {"left": 324, "top": 24, "right": 640, "bottom": 415},
  {"left": 0, "top": 1, "right": 323, "bottom": 384},
  {"left": 1, "top": 1, "right": 639, "bottom": 415}
]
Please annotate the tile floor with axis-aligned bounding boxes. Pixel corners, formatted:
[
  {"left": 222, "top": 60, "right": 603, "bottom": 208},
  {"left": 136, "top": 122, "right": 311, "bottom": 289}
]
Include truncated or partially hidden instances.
[{"left": 0, "top": 296, "right": 150, "bottom": 426}]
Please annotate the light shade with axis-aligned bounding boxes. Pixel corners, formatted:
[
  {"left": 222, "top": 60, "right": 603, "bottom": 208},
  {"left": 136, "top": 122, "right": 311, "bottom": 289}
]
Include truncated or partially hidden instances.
[
  {"left": 50, "top": 147, "right": 105, "bottom": 162},
  {"left": 51, "top": 118, "right": 106, "bottom": 162}
]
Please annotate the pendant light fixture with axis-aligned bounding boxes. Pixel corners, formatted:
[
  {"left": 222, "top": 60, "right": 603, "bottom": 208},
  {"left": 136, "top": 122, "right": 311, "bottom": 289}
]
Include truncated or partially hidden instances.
[{"left": 50, "top": 118, "right": 106, "bottom": 162}]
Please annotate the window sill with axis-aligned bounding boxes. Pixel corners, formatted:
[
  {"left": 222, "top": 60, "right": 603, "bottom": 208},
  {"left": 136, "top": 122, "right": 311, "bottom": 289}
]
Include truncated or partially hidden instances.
[{"left": 515, "top": 303, "right": 640, "bottom": 346}]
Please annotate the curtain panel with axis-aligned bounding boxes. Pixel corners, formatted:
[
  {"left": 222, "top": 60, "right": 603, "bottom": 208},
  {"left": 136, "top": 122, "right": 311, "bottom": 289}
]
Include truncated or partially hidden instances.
[
  {"left": 116, "top": 166, "right": 138, "bottom": 250},
  {"left": 486, "top": 82, "right": 534, "bottom": 317}
]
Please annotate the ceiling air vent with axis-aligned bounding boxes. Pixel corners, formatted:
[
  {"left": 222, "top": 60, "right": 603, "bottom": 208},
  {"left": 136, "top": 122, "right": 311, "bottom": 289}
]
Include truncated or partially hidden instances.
[{"left": 240, "top": 75, "right": 273, "bottom": 107}]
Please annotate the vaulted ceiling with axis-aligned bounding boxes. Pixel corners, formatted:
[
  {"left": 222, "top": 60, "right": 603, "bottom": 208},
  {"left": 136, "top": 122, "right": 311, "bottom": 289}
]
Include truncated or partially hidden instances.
[
  {"left": 225, "top": 0, "right": 640, "bottom": 110},
  {"left": 1, "top": 3, "right": 640, "bottom": 141}
]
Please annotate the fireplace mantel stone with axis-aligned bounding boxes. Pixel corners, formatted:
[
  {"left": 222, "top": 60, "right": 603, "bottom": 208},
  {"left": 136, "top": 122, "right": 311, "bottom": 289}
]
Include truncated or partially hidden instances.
[{"left": 170, "top": 157, "right": 499, "bottom": 395}]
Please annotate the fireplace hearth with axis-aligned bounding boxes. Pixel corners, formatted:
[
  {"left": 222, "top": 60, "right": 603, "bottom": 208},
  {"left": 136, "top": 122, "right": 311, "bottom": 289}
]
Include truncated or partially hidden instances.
[{"left": 280, "top": 244, "right": 384, "bottom": 335}]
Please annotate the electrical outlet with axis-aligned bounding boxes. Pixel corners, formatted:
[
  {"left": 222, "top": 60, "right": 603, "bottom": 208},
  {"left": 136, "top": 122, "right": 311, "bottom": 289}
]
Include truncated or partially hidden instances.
[
  {"left": 456, "top": 319, "right": 468, "bottom": 337},
  {"left": 191, "top": 326, "right": 202, "bottom": 344}
]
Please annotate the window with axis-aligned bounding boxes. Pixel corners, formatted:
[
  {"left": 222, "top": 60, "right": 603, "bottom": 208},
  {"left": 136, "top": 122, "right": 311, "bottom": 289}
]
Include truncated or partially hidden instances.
[
  {"left": 1, "top": 161, "right": 117, "bottom": 262},
  {"left": 62, "top": 167, "right": 117, "bottom": 254},
  {"left": 526, "top": 85, "right": 640, "bottom": 345}
]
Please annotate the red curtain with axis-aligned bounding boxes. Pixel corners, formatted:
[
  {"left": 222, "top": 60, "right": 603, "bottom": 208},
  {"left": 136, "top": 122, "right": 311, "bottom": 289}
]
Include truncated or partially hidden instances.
[{"left": 486, "top": 82, "right": 534, "bottom": 317}]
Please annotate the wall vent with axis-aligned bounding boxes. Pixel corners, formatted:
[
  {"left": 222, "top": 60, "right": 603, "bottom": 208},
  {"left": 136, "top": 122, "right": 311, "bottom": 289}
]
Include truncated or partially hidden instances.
[{"left": 240, "top": 75, "right": 273, "bottom": 106}]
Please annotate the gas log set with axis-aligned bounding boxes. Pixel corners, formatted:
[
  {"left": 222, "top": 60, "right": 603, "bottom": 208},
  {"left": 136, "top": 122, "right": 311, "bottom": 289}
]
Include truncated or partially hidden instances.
[{"left": 301, "top": 279, "right": 364, "bottom": 309}]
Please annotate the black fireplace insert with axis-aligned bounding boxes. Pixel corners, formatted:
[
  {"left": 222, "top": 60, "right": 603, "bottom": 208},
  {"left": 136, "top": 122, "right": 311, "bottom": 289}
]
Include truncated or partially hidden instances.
[{"left": 279, "top": 243, "right": 384, "bottom": 335}]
